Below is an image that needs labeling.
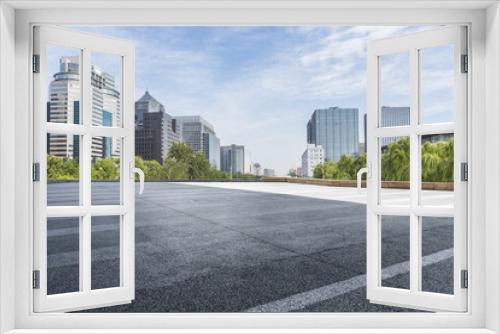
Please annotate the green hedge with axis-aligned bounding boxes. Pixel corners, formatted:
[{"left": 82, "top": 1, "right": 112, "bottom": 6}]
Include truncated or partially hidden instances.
[
  {"left": 48, "top": 142, "right": 258, "bottom": 181},
  {"left": 314, "top": 137, "right": 454, "bottom": 182}
]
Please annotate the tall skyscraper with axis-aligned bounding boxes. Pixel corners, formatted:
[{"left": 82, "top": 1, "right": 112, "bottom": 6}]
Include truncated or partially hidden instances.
[
  {"left": 202, "top": 132, "right": 221, "bottom": 169},
  {"left": 220, "top": 145, "right": 245, "bottom": 175},
  {"left": 135, "top": 91, "right": 180, "bottom": 164},
  {"left": 47, "top": 56, "right": 121, "bottom": 159},
  {"left": 263, "top": 169, "right": 275, "bottom": 177},
  {"left": 307, "top": 107, "right": 359, "bottom": 162},
  {"left": 174, "top": 116, "right": 215, "bottom": 153},
  {"left": 380, "top": 106, "right": 410, "bottom": 147},
  {"left": 135, "top": 90, "right": 164, "bottom": 126},
  {"left": 380, "top": 106, "right": 410, "bottom": 127},
  {"left": 302, "top": 144, "right": 324, "bottom": 177},
  {"left": 244, "top": 150, "right": 253, "bottom": 174}
]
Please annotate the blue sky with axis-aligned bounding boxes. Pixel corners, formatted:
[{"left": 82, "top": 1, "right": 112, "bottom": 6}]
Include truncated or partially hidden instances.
[{"left": 67, "top": 25, "right": 452, "bottom": 175}]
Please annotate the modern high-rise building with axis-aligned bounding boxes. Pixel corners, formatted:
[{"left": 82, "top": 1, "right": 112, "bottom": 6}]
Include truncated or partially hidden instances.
[
  {"left": 301, "top": 144, "right": 324, "bottom": 177},
  {"left": 363, "top": 107, "right": 411, "bottom": 150},
  {"left": 307, "top": 107, "right": 359, "bottom": 162},
  {"left": 263, "top": 168, "right": 275, "bottom": 177},
  {"left": 296, "top": 166, "right": 304, "bottom": 177},
  {"left": 220, "top": 145, "right": 245, "bottom": 175},
  {"left": 47, "top": 56, "right": 121, "bottom": 159},
  {"left": 202, "top": 132, "right": 221, "bottom": 169},
  {"left": 174, "top": 116, "right": 215, "bottom": 153},
  {"left": 135, "top": 90, "right": 164, "bottom": 126},
  {"left": 380, "top": 106, "right": 411, "bottom": 127},
  {"left": 244, "top": 151, "right": 253, "bottom": 174},
  {"left": 379, "top": 106, "right": 411, "bottom": 147},
  {"left": 135, "top": 91, "right": 180, "bottom": 164}
]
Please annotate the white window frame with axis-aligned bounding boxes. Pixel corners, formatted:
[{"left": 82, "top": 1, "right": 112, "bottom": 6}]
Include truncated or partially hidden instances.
[
  {"left": 366, "top": 26, "right": 468, "bottom": 312},
  {"left": 32, "top": 25, "right": 136, "bottom": 313},
  {"left": 0, "top": 1, "right": 499, "bottom": 333}
]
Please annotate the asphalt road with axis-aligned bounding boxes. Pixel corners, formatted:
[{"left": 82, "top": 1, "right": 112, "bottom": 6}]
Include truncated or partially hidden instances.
[{"left": 46, "top": 182, "right": 454, "bottom": 312}]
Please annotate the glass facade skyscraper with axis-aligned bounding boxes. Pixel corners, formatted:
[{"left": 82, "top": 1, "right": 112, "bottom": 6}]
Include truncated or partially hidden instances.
[
  {"left": 134, "top": 91, "right": 180, "bottom": 164},
  {"left": 202, "top": 132, "right": 221, "bottom": 169},
  {"left": 174, "top": 116, "right": 215, "bottom": 153},
  {"left": 307, "top": 107, "right": 359, "bottom": 162},
  {"left": 220, "top": 145, "right": 245, "bottom": 174},
  {"left": 47, "top": 56, "right": 121, "bottom": 159},
  {"left": 380, "top": 106, "right": 410, "bottom": 147}
]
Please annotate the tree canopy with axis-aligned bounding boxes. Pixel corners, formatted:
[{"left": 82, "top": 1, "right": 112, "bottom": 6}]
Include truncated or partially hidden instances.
[
  {"left": 48, "top": 141, "right": 258, "bottom": 181},
  {"left": 313, "top": 137, "right": 453, "bottom": 182}
]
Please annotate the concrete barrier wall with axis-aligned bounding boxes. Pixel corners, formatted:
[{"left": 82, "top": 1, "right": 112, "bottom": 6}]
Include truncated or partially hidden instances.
[{"left": 261, "top": 176, "right": 453, "bottom": 191}]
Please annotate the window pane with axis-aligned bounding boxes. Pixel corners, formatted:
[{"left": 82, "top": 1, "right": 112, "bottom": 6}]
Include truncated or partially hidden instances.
[
  {"left": 91, "top": 52, "right": 122, "bottom": 128},
  {"left": 420, "top": 45, "right": 454, "bottom": 124},
  {"left": 91, "top": 216, "right": 121, "bottom": 290},
  {"left": 420, "top": 134, "right": 454, "bottom": 207},
  {"left": 421, "top": 217, "right": 454, "bottom": 294},
  {"left": 91, "top": 136, "right": 121, "bottom": 205},
  {"left": 47, "top": 217, "right": 80, "bottom": 295},
  {"left": 379, "top": 136, "right": 410, "bottom": 206},
  {"left": 47, "top": 133, "right": 81, "bottom": 206},
  {"left": 46, "top": 45, "right": 82, "bottom": 124},
  {"left": 381, "top": 215, "right": 410, "bottom": 289},
  {"left": 379, "top": 52, "right": 411, "bottom": 128}
]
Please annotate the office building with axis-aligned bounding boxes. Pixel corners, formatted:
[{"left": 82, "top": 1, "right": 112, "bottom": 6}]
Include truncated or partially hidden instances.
[
  {"left": 202, "top": 132, "right": 221, "bottom": 169},
  {"left": 296, "top": 166, "right": 304, "bottom": 177},
  {"left": 135, "top": 90, "right": 164, "bottom": 126},
  {"left": 380, "top": 106, "right": 410, "bottom": 128},
  {"left": 263, "top": 168, "right": 275, "bottom": 177},
  {"left": 363, "top": 107, "right": 412, "bottom": 150},
  {"left": 47, "top": 56, "right": 121, "bottom": 159},
  {"left": 244, "top": 151, "right": 253, "bottom": 174},
  {"left": 135, "top": 91, "right": 180, "bottom": 164},
  {"left": 302, "top": 144, "right": 324, "bottom": 177},
  {"left": 220, "top": 145, "right": 245, "bottom": 174},
  {"left": 307, "top": 107, "right": 359, "bottom": 162},
  {"left": 379, "top": 106, "right": 411, "bottom": 147},
  {"left": 174, "top": 116, "right": 215, "bottom": 153}
]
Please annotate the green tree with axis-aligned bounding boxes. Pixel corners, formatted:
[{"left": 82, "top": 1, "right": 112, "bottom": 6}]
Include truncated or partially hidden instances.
[
  {"left": 421, "top": 138, "right": 454, "bottom": 182},
  {"left": 91, "top": 158, "right": 120, "bottom": 180},
  {"left": 144, "top": 159, "right": 164, "bottom": 180},
  {"left": 167, "top": 142, "right": 193, "bottom": 163},
  {"left": 189, "top": 153, "right": 212, "bottom": 180},
  {"left": 47, "top": 155, "right": 79, "bottom": 180},
  {"left": 381, "top": 137, "right": 410, "bottom": 181},
  {"left": 163, "top": 158, "right": 189, "bottom": 180}
]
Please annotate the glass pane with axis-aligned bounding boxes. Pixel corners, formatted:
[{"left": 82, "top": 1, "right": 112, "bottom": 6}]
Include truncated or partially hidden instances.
[
  {"left": 379, "top": 52, "right": 411, "bottom": 128},
  {"left": 47, "top": 133, "right": 81, "bottom": 206},
  {"left": 91, "top": 216, "right": 121, "bottom": 290},
  {"left": 420, "top": 45, "right": 454, "bottom": 124},
  {"left": 47, "top": 217, "right": 80, "bottom": 295},
  {"left": 379, "top": 136, "right": 410, "bottom": 206},
  {"left": 381, "top": 215, "right": 410, "bottom": 289},
  {"left": 420, "top": 134, "right": 454, "bottom": 207},
  {"left": 46, "top": 45, "right": 81, "bottom": 124},
  {"left": 421, "top": 217, "right": 454, "bottom": 294},
  {"left": 91, "top": 52, "right": 122, "bottom": 128},
  {"left": 91, "top": 136, "right": 121, "bottom": 205}
]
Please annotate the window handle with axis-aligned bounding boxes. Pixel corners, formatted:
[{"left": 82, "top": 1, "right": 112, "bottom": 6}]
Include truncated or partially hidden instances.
[{"left": 130, "top": 163, "right": 145, "bottom": 195}]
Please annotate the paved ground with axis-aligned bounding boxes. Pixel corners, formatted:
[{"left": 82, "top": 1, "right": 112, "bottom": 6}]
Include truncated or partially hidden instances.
[
  {"left": 184, "top": 181, "right": 454, "bottom": 207},
  {"left": 46, "top": 182, "right": 454, "bottom": 312}
]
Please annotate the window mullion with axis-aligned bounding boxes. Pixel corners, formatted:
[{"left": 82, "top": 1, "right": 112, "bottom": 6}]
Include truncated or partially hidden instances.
[
  {"left": 81, "top": 47, "right": 92, "bottom": 293},
  {"left": 409, "top": 47, "right": 421, "bottom": 292}
]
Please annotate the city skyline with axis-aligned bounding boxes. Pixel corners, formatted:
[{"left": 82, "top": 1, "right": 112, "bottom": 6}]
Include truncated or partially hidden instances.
[{"left": 68, "top": 25, "right": 453, "bottom": 175}]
